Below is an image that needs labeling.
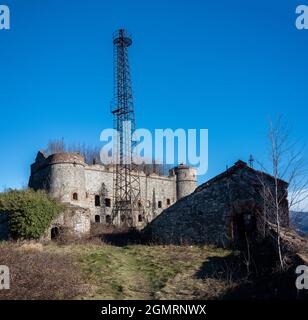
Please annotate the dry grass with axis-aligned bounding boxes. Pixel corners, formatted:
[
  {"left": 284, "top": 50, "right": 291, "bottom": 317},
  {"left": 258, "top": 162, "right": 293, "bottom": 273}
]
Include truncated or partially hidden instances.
[
  {"left": 1, "top": 240, "right": 297, "bottom": 300},
  {"left": 0, "top": 241, "right": 236, "bottom": 300},
  {"left": 0, "top": 242, "right": 89, "bottom": 300},
  {"left": 72, "top": 244, "right": 236, "bottom": 300}
]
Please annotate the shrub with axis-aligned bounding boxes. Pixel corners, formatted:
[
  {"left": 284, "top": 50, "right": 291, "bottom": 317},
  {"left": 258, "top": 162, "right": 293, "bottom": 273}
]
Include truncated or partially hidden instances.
[{"left": 0, "top": 189, "right": 63, "bottom": 239}]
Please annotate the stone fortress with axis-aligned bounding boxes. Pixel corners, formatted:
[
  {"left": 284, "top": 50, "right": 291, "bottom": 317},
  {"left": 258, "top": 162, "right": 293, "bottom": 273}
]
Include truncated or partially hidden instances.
[
  {"left": 28, "top": 151, "right": 197, "bottom": 237},
  {"left": 27, "top": 28, "right": 198, "bottom": 239},
  {"left": 28, "top": 152, "right": 290, "bottom": 247},
  {"left": 26, "top": 27, "right": 290, "bottom": 245}
]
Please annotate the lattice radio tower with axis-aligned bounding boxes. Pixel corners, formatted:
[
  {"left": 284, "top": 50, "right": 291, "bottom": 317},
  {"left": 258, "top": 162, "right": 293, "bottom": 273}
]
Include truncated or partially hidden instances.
[{"left": 110, "top": 29, "right": 142, "bottom": 227}]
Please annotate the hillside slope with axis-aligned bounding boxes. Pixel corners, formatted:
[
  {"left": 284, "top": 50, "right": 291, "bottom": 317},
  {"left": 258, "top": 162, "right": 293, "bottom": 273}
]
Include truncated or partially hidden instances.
[{"left": 0, "top": 241, "right": 304, "bottom": 300}]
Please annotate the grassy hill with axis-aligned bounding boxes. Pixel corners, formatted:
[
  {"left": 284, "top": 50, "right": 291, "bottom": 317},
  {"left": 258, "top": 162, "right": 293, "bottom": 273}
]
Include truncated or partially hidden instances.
[
  {"left": 0, "top": 242, "right": 237, "bottom": 300},
  {"left": 0, "top": 240, "right": 303, "bottom": 300}
]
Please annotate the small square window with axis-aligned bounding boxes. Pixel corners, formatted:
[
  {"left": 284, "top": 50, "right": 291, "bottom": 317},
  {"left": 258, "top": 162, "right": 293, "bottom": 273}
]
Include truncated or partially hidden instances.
[
  {"left": 105, "top": 198, "right": 111, "bottom": 207},
  {"left": 106, "top": 215, "right": 111, "bottom": 224},
  {"left": 95, "top": 195, "right": 100, "bottom": 206}
]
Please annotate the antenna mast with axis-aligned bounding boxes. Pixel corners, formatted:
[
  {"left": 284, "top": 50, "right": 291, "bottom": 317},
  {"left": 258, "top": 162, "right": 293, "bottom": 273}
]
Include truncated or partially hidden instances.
[{"left": 111, "top": 29, "right": 142, "bottom": 227}]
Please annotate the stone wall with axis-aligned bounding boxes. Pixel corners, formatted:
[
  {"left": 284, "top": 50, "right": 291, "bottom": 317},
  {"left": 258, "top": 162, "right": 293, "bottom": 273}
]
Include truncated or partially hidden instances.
[
  {"left": 174, "top": 165, "right": 197, "bottom": 199},
  {"left": 47, "top": 205, "right": 91, "bottom": 239},
  {"left": 144, "top": 161, "right": 289, "bottom": 246},
  {"left": 81, "top": 164, "right": 177, "bottom": 225},
  {"left": 28, "top": 152, "right": 197, "bottom": 229}
]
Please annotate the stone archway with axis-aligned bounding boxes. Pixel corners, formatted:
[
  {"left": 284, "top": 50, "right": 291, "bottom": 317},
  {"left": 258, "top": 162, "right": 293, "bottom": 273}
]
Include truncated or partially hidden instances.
[{"left": 51, "top": 226, "right": 59, "bottom": 240}]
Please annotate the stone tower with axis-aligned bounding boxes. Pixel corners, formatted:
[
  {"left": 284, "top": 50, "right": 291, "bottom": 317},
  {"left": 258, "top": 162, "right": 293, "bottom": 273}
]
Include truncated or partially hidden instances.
[
  {"left": 29, "top": 152, "right": 87, "bottom": 204},
  {"left": 174, "top": 164, "right": 197, "bottom": 200}
]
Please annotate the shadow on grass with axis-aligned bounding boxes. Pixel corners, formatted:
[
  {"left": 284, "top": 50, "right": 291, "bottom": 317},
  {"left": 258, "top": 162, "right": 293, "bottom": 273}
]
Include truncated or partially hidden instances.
[
  {"left": 99, "top": 229, "right": 147, "bottom": 246},
  {"left": 194, "top": 241, "right": 305, "bottom": 300},
  {"left": 195, "top": 252, "right": 245, "bottom": 282}
]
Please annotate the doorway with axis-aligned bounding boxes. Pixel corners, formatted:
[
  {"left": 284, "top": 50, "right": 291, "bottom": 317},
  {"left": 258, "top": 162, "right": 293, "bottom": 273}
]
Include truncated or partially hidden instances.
[{"left": 51, "top": 226, "right": 59, "bottom": 240}]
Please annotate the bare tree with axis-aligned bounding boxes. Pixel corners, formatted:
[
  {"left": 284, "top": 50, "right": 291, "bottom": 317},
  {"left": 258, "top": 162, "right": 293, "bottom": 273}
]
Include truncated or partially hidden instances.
[
  {"left": 45, "top": 139, "right": 103, "bottom": 165},
  {"left": 46, "top": 138, "right": 65, "bottom": 154},
  {"left": 45, "top": 138, "right": 172, "bottom": 176},
  {"left": 257, "top": 117, "right": 308, "bottom": 269}
]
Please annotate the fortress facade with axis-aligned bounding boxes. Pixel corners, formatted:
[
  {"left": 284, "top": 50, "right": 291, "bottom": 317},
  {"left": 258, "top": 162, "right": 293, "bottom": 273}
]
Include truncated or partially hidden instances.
[
  {"left": 26, "top": 30, "right": 198, "bottom": 239},
  {"left": 28, "top": 151, "right": 197, "bottom": 237}
]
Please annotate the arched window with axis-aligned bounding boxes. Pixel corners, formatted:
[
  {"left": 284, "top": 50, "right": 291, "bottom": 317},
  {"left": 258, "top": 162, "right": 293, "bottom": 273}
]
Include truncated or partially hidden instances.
[
  {"left": 72, "top": 193, "right": 78, "bottom": 201},
  {"left": 105, "top": 198, "right": 111, "bottom": 207},
  {"left": 106, "top": 215, "right": 111, "bottom": 224},
  {"left": 167, "top": 198, "right": 171, "bottom": 205},
  {"left": 138, "top": 214, "right": 143, "bottom": 222},
  {"left": 51, "top": 227, "right": 59, "bottom": 240},
  {"left": 95, "top": 195, "right": 100, "bottom": 206},
  {"left": 158, "top": 201, "right": 162, "bottom": 208},
  {"left": 95, "top": 215, "right": 100, "bottom": 223}
]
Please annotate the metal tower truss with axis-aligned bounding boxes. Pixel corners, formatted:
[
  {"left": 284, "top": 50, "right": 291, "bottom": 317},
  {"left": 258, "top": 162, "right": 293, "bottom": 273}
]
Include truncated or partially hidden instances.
[{"left": 110, "top": 29, "right": 143, "bottom": 227}]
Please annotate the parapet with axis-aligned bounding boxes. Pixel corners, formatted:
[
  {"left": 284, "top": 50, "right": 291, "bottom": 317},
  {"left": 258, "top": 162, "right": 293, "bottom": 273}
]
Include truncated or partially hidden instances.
[
  {"left": 174, "top": 164, "right": 197, "bottom": 180},
  {"left": 47, "top": 152, "right": 85, "bottom": 165},
  {"left": 173, "top": 164, "right": 197, "bottom": 200},
  {"left": 30, "top": 152, "right": 85, "bottom": 174}
]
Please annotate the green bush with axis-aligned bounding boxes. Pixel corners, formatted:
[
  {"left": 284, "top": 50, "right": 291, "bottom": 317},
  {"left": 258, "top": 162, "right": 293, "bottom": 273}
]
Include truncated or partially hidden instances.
[{"left": 0, "top": 189, "right": 63, "bottom": 239}]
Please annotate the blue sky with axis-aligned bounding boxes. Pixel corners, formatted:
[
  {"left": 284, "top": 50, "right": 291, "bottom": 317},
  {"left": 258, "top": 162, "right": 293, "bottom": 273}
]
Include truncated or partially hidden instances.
[{"left": 1, "top": 0, "right": 308, "bottom": 190}]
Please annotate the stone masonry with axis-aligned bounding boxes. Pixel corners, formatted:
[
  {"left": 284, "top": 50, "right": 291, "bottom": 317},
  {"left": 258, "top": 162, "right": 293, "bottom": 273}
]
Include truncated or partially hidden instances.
[
  {"left": 28, "top": 151, "right": 197, "bottom": 237},
  {"left": 145, "top": 160, "right": 289, "bottom": 246}
]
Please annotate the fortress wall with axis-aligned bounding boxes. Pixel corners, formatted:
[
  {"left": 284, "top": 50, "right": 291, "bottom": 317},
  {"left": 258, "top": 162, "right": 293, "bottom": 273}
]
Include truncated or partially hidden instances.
[
  {"left": 84, "top": 166, "right": 114, "bottom": 221},
  {"left": 29, "top": 153, "right": 87, "bottom": 204},
  {"left": 145, "top": 162, "right": 289, "bottom": 246},
  {"left": 29, "top": 152, "right": 196, "bottom": 228},
  {"left": 84, "top": 165, "right": 113, "bottom": 196},
  {"left": 48, "top": 205, "right": 91, "bottom": 239},
  {"left": 83, "top": 165, "right": 177, "bottom": 223},
  {"left": 142, "top": 174, "right": 177, "bottom": 216},
  {"left": 29, "top": 165, "right": 52, "bottom": 191},
  {"left": 145, "top": 178, "right": 231, "bottom": 246},
  {"left": 49, "top": 162, "right": 86, "bottom": 203}
]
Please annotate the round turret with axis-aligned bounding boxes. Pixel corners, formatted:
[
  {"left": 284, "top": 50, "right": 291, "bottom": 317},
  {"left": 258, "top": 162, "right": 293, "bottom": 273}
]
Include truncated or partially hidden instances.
[
  {"left": 174, "top": 164, "right": 197, "bottom": 200},
  {"left": 47, "top": 153, "right": 86, "bottom": 204}
]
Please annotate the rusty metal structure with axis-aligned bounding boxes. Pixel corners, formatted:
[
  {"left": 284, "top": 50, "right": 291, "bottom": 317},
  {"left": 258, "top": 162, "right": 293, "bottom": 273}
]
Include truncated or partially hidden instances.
[{"left": 110, "top": 29, "right": 143, "bottom": 227}]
